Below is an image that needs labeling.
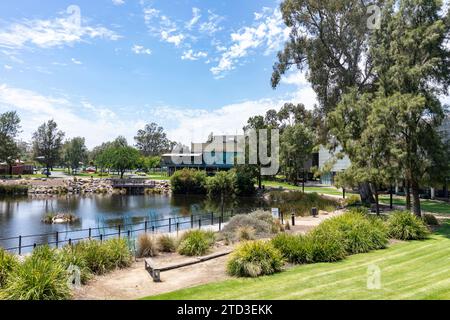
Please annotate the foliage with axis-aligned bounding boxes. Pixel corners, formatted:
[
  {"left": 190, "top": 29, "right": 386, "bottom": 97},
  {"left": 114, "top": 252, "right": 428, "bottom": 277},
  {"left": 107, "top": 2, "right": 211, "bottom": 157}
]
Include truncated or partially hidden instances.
[
  {"left": 268, "top": 191, "right": 338, "bottom": 216},
  {"left": 0, "top": 247, "right": 71, "bottom": 300},
  {"left": 170, "top": 169, "right": 207, "bottom": 194},
  {"left": 57, "top": 246, "right": 92, "bottom": 285},
  {"left": 0, "top": 184, "right": 28, "bottom": 195},
  {"left": 226, "top": 241, "right": 284, "bottom": 278},
  {"left": 345, "top": 194, "right": 362, "bottom": 207},
  {"left": 235, "top": 226, "right": 256, "bottom": 241},
  {"left": 271, "top": 233, "right": 313, "bottom": 264},
  {"left": 206, "top": 170, "right": 237, "bottom": 196},
  {"left": 137, "top": 234, "right": 159, "bottom": 258},
  {"left": 221, "top": 211, "right": 277, "bottom": 243},
  {"left": 387, "top": 211, "right": 430, "bottom": 240},
  {"left": 32, "top": 120, "right": 65, "bottom": 175},
  {"left": 61, "top": 137, "right": 88, "bottom": 173},
  {"left": 0, "top": 248, "right": 19, "bottom": 287},
  {"left": 0, "top": 111, "right": 21, "bottom": 172},
  {"left": 134, "top": 123, "right": 175, "bottom": 156},
  {"left": 157, "top": 235, "right": 177, "bottom": 253},
  {"left": 177, "top": 230, "right": 215, "bottom": 256}
]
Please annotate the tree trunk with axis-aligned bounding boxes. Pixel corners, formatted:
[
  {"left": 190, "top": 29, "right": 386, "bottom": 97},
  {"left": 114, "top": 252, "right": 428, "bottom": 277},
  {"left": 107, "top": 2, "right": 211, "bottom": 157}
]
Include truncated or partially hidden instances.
[
  {"left": 411, "top": 179, "right": 422, "bottom": 217},
  {"left": 405, "top": 180, "right": 411, "bottom": 210},
  {"left": 374, "top": 186, "right": 380, "bottom": 216},
  {"left": 358, "top": 182, "right": 375, "bottom": 205}
]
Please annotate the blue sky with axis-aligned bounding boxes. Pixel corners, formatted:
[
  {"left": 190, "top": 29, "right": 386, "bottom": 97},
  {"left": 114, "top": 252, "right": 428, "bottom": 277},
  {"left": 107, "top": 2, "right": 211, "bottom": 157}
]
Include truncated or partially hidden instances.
[
  {"left": 1, "top": 1, "right": 447, "bottom": 148},
  {"left": 0, "top": 0, "right": 314, "bottom": 147}
]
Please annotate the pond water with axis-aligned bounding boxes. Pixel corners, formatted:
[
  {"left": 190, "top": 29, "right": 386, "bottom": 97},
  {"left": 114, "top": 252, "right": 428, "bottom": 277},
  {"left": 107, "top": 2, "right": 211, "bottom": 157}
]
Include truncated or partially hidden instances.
[{"left": 0, "top": 194, "right": 269, "bottom": 252}]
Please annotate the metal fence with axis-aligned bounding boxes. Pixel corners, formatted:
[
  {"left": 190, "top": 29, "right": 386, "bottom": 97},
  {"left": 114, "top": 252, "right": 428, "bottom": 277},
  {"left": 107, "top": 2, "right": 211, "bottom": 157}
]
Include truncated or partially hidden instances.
[{"left": 0, "top": 211, "right": 232, "bottom": 255}]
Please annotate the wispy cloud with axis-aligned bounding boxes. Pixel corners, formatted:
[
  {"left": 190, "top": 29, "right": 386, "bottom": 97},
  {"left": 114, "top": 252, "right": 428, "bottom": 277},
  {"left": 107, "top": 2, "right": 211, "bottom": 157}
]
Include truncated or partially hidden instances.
[
  {"left": 132, "top": 44, "right": 152, "bottom": 55},
  {"left": 186, "top": 7, "right": 201, "bottom": 30},
  {"left": 181, "top": 49, "right": 207, "bottom": 61},
  {"left": 211, "top": 7, "right": 289, "bottom": 78},
  {"left": 71, "top": 58, "right": 82, "bottom": 65},
  {"left": 112, "top": 0, "right": 125, "bottom": 5},
  {"left": 0, "top": 11, "right": 121, "bottom": 49}
]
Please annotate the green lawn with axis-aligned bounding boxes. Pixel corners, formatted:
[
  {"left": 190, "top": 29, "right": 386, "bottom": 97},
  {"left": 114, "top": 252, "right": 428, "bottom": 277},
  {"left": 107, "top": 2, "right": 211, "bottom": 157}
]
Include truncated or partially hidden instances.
[
  {"left": 379, "top": 196, "right": 450, "bottom": 215},
  {"left": 262, "top": 181, "right": 345, "bottom": 196},
  {"left": 145, "top": 221, "right": 450, "bottom": 300}
]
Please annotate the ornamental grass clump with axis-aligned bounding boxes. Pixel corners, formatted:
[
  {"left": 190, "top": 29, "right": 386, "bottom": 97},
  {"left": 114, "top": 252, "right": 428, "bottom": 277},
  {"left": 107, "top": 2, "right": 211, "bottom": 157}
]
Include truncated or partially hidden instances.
[
  {"left": 177, "top": 230, "right": 215, "bottom": 256},
  {"left": 227, "top": 241, "right": 284, "bottom": 277},
  {"left": 318, "top": 212, "right": 388, "bottom": 255},
  {"left": 0, "top": 246, "right": 71, "bottom": 300},
  {"left": 271, "top": 233, "right": 313, "bottom": 264},
  {"left": 387, "top": 211, "right": 430, "bottom": 240},
  {"left": 137, "top": 234, "right": 158, "bottom": 258},
  {"left": 0, "top": 248, "right": 19, "bottom": 287},
  {"left": 157, "top": 234, "right": 177, "bottom": 253},
  {"left": 221, "top": 211, "right": 277, "bottom": 242}
]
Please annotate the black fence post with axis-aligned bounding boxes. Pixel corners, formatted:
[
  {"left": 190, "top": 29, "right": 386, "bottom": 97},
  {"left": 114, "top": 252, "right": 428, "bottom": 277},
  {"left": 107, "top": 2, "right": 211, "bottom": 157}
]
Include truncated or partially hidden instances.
[
  {"left": 127, "top": 230, "right": 131, "bottom": 239},
  {"left": 176, "top": 222, "right": 180, "bottom": 234},
  {"left": 211, "top": 212, "right": 214, "bottom": 225},
  {"left": 152, "top": 225, "right": 155, "bottom": 233},
  {"left": 100, "top": 234, "right": 103, "bottom": 243},
  {"left": 89, "top": 228, "right": 92, "bottom": 240},
  {"left": 118, "top": 225, "right": 121, "bottom": 239},
  {"left": 219, "top": 216, "right": 222, "bottom": 231},
  {"left": 198, "top": 219, "right": 202, "bottom": 229},
  {"left": 191, "top": 215, "right": 194, "bottom": 228},
  {"left": 56, "top": 231, "right": 59, "bottom": 248},
  {"left": 18, "top": 235, "right": 22, "bottom": 255},
  {"left": 291, "top": 213, "right": 295, "bottom": 226},
  {"left": 68, "top": 239, "right": 72, "bottom": 246},
  {"left": 145, "top": 221, "right": 148, "bottom": 233},
  {"left": 169, "top": 218, "right": 172, "bottom": 233}
]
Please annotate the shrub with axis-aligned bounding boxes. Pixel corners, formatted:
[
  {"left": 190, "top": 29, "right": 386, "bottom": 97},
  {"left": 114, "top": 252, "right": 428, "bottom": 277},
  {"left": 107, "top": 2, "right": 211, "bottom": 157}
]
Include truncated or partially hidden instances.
[
  {"left": 422, "top": 213, "right": 439, "bottom": 226},
  {"left": 0, "top": 248, "right": 19, "bottom": 287},
  {"left": 221, "top": 211, "right": 277, "bottom": 242},
  {"left": 308, "top": 226, "right": 347, "bottom": 262},
  {"left": 137, "top": 234, "right": 158, "bottom": 258},
  {"left": 177, "top": 230, "right": 215, "bottom": 256},
  {"left": 0, "top": 185, "right": 28, "bottom": 196},
  {"left": 170, "top": 169, "right": 207, "bottom": 194},
  {"left": 387, "top": 211, "right": 430, "bottom": 240},
  {"left": 271, "top": 233, "right": 312, "bottom": 264},
  {"left": 72, "top": 239, "right": 132, "bottom": 275},
  {"left": 58, "top": 246, "right": 92, "bottom": 285},
  {"left": 345, "top": 194, "right": 361, "bottom": 207},
  {"left": 157, "top": 234, "right": 177, "bottom": 253},
  {"left": 0, "top": 249, "right": 71, "bottom": 300},
  {"left": 317, "top": 212, "right": 388, "bottom": 255},
  {"left": 236, "top": 226, "right": 256, "bottom": 241},
  {"left": 227, "top": 241, "right": 284, "bottom": 277},
  {"left": 206, "top": 170, "right": 237, "bottom": 196}
]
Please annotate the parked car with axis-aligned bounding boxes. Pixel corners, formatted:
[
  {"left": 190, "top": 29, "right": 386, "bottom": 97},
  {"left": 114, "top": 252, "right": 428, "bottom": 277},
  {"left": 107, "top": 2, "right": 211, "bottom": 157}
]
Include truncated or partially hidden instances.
[{"left": 85, "top": 167, "right": 96, "bottom": 173}]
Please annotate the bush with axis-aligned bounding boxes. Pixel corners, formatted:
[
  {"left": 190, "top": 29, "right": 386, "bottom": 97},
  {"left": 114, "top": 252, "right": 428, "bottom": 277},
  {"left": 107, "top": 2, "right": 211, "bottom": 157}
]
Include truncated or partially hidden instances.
[
  {"left": 157, "top": 234, "right": 177, "bottom": 253},
  {"left": 423, "top": 213, "right": 439, "bottom": 226},
  {"left": 58, "top": 246, "right": 92, "bottom": 285},
  {"left": 308, "top": 225, "right": 347, "bottom": 262},
  {"left": 170, "top": 169, "right": 207, "bottom": 194},
  {"left": 137, "top": 234, "right": 158, "bottom": 258},
  {"left": 268, "top": 191, "right": 338, "bottom": 216},
  {"left": 0, "top": 249, "right": 71, "bottom": 300},
  {"left": 227, "top": 241, "right": 284, "bottom": 277},
  {"left": 73, "top": 238, "right": 132, "bottom": 275},
  {"left": 387, "top": 211, "right": 430, "bottom": 240},
  {"left": 221, "top": 211, "right": 277, "bottom": 242},
  {"left": 0, "top": 248, "right": 19, "bottom": 287},
  {"left": 177, "top": 230, "right": 215, "bottom": 256},
  {"left": 271, "top": 233, "right": 312, "bottom": 264},
  {"left": 236, "top": 226, "right": 256, "bottom": 241},
  {"left": 345, "top": 195, "right": 362, "bottom": 207},
  {"left": 206, "top": 170, "right": 237, "bottom": 196},
  {"left": 0, "top": 185, "right": 29, "bottom": 195},
  {"left": 317, "top": 212, "right": 388, "bottom": 255}
]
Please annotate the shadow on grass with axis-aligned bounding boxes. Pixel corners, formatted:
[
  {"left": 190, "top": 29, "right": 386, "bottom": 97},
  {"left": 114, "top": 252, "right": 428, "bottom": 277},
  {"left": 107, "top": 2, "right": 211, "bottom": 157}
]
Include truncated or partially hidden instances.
[{"left": 434, "top": 220, "right": 450, "bottom": 239}]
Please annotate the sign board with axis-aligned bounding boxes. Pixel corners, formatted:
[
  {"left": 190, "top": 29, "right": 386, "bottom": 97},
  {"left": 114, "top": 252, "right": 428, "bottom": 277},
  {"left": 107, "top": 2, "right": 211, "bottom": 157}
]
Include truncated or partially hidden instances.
[{"left": 271, "top": 208, "right": 279, "bottom": 219}]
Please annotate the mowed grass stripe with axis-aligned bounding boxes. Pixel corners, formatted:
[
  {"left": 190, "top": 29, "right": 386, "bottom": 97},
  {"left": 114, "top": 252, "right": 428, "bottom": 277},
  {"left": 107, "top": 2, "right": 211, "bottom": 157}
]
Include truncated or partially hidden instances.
[{"left": 145, "top": 222, "right": 450, "bottom": 300}]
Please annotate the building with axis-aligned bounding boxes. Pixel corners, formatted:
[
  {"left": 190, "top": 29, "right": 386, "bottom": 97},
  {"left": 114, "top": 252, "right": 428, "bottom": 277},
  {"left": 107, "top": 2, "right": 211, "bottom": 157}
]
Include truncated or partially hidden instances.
[
  {"left": 0, "top": 160, "right": 34, "bottom": 175},
  {"left": 161, "top": 133, "right": 244, "bottom": 176},
  {"left": 317, "top": 145, "right": 351, "bottom": 185}
]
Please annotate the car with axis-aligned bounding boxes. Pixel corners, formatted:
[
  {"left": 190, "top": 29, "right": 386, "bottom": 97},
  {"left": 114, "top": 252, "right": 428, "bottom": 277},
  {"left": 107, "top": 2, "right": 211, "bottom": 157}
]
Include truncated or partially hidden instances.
[
  {"left": 85, "top": 167, "right": 96, "bottom": 173},
  {"left": 41, "top": 169, "right": 51, "bottom": 176}
]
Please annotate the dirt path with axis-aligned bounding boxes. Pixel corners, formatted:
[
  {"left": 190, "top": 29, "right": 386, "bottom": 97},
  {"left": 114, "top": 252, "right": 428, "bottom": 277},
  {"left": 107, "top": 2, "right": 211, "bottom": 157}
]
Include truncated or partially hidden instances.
[{"left": 74, "top": 210, "right": 344, "bottom": 300}]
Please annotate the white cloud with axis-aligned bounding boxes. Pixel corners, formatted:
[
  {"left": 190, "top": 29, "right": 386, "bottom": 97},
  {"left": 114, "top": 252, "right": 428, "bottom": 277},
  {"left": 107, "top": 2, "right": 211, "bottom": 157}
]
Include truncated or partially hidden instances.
[
  {"left": 132, "top": 44, "right": 152, "bottom": 55},
  {"left": 112, "top": 0, "right": 125, "bottom": 5},
  {"left": 186, "top": 8, "right": 201, "bottom": 30},
  {"left": 0, "top": 84, "right": 138, "bottom": 148},
  {"left": 71, "top": 58, "right": 82, "bottom": 65},
  {"left": 4, "top": 64, "right": 12, "bottom": 70},
  {"left": 181, "top": 49, "right": 207, "bottom": 61},
  {"left": 199, "top": 10, "right": 224, "bottom": 34},
  {"left": 0, "top": 12, "right": 121, "bottom": 49},
  {"left": 160, "top": 31, "right": 185, "bottom": 47},
  {"left": 211, "top": 7, "right": 290, "bottom": 78}
]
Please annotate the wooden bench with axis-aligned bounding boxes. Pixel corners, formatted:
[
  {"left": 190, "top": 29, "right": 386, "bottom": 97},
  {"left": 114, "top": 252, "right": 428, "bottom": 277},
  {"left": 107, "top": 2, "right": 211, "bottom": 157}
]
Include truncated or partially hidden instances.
[{"left": 144, "top": 250, "right": 232, "bottom": 282}]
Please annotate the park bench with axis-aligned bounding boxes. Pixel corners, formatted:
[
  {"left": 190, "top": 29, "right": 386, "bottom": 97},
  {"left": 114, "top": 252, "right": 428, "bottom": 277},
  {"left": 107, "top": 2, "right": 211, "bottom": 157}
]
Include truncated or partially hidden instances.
[{"left": 145, "top": 250, "right": 232, "bottom": 282}]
